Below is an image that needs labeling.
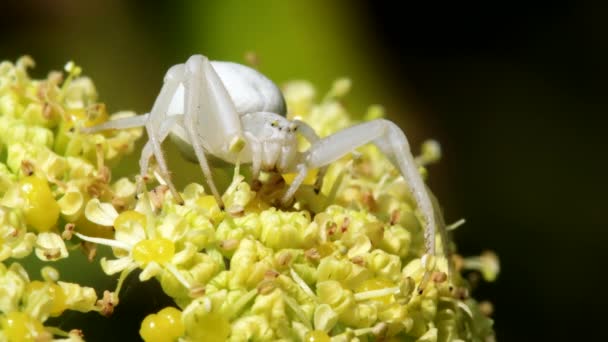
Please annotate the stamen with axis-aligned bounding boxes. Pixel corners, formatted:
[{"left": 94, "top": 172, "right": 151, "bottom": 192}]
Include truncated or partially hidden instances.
[
  {"left": 283, "top": 294, "right": 312, "bottom": 329},
  {"left": 418, "top": 270, "right": 432, "bottom": 295},
  {"left": 226, "top": 289, "right": 257, "bottom": 319},
  {"left": 115, "top": 264, "right": 138, "bottom": 298},
  {"left": 290, "top": 268, "right": 316, "bottom": 298},
  {"left": 46, "top": 326, "right": 72, "bottom": 338},
  {"left": 446, "top": 218, "right": 466, "bottom": 231},
  {"left": 372, "top": 173, "right": 390, "bottom": 198},
  {"left": 74, "top": 232, "right": 132, "bottom": 251},
  {"left": 153, "top": 170, "right": 167, "bottom": 185},
  {"left": 457, "top": 300, "right": 474, "bottom": 318},
  {"left": 203, "top": 297, "right": 212, "bottom": 312},
  {"left": 352, "top": 322, "right": 387, "bottom": 337},
  {"left": 164, "top": 263, "right": 193, "bottom": 291},
  {"left": 354, "top": 287, "right": 400, "bottom": 301}
]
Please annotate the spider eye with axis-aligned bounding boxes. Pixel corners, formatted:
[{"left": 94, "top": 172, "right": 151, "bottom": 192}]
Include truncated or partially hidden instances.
[{"left": 271, "top": 121, "right": 278, "bottom": 127}]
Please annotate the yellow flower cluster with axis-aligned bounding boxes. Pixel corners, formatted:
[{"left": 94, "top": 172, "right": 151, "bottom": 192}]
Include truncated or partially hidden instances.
[
  {"left": 0, "top": 56, "right": 142, "bottom": 264},
  {"left": 0, "top": 263, "right": 98, "bottom": 341},
  {"left": 75, "top": 79, "right": 496, "bottom": 341},
  {"left": 0, "top": 57, "right": 497, "bottom": 341},
  {"left": 0, "top": 57, "right": 142, "bottom": 340}
]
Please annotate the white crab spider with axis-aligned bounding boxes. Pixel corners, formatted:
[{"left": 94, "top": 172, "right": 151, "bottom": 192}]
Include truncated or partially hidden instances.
[{"left": 84, "top": 55, "right": 440, "bottom": 289}]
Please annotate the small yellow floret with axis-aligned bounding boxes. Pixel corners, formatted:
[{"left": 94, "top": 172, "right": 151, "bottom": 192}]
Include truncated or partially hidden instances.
[
  {"left": 0, "top": 311, "right": 47, "bottom": 342},
  {"left": 114, "top": 210, "right": 146, "bottom": 231},
  {"left": 356, "top": 278, "right": 396, "bottom": 304},
  {"left": 305, "top": 330, "right": 331, "bottom": 342},
  {"left": 139, "top": 307, "right": 184, "bottom": 342},
  {"left": 196, "top": 195, "right": 224, "bottom": 222},
  {"left": 157, "top": 307, "right": 184, "bottom": 335},
  {"left": 27, "top": 281, "right": 67, "bottom": 316},
  {"left": 244, "top": 197, "right": 270, "bottom": 214},
  {"left": 48, "top": 283, "right": 67, "bottom": 316},
  {"left": 185, "top": 311, "right": 230, "bottom": 342},
  {"left": 282, "top": 168, "right": 319, "bottom": 185},
  {"left": 19, "top": 176, "right": 60, "bottom": 232},
  {"left": 132, "top": 238, "right": 175, "bottom": 265},
  {"left": 66, "top": 106, "right": 109, "bottom": 128},
  {"left": 317, "top": 242, "right": 336, "bottom": 258}
]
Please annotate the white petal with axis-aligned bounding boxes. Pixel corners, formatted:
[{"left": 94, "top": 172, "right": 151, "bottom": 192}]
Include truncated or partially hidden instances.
[
  {"left": 10, "top": 233, "right": 36, "bottom": 259},
  {"left": 181, "top": 183, "right": 206, "bottom": 203},
  {"left": 314, "top": 304, "right": 338, "bottom": 333},
  {"left": 0, "top": 184, "right": 23, "bottom": 208},
  {"left": 57, "top": 188, "right": 84, "bottom": 217},
  {"left": 112, "top": 178, "right": 136, "bottom": 198},
  {"left": 100, "top": 257, "right": 133, "bottom": 275},
  {"left": 58, "top": 281, "right": 98, "bottom": 313},
  {"left": 172, "top": 242, "right": 197, "bottom": 266},
  {"left": 35, "top": 233, "right": 68, "bottom": 261},
  {"left": 84, "top": 199, "right": 118, "bottom": 226},
  {"left": 139, "top": 262, "right": 162, "bottom": 281},
  {"left": 347, "top": 235, "right": 372, "bottom": 259},
  {"left": 114, "top": 222, "right": 146, "bottom": 247}
]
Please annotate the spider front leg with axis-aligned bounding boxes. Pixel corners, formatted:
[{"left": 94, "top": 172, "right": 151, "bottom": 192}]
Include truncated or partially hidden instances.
[
  {"left": 79, "top": 113, "right": 150, "bottom": 134},
  {"left": 181, "top": 55, "right": 246, "bottom": 207},
  {"left": 286, "top": 119, "right": 440, "bottom": 292},
  {"left": 293, "top": 120, "right": 328, "bottom": 194},
  {"left": 137, "top": 115, "right": 182, "bottom": 202},
  {"left": 81, "top": 63, "right": 186, "bottom": 203},
  {"left": 134, "top": 64, "right": 186, "bottom": 203}
]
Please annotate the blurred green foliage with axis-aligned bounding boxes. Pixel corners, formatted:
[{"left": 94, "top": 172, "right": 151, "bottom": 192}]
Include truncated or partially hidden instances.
[{"left": 191, "top": 1, "right": 385, "bottom": 113}]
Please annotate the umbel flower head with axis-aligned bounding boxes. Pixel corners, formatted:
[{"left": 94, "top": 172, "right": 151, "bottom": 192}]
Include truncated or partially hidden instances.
[
  {"left": 0, "top": 56, "right": 142, "bottom": 340},
  {"left": 0, "top": 57, "right": 497, "bottom": 341},
  {"left": 0, "top": 57, "right": 142, "bottom": 263},
  {"left": 0, "top": 263, "right": 98, "bottom": 342}
]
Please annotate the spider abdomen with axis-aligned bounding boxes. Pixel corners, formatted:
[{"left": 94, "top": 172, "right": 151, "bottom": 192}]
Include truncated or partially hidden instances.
[{"left": 211, "top": 61, "right": 286, "bottom": 116}]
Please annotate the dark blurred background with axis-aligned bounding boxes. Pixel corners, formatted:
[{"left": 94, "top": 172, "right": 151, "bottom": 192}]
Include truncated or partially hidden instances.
[{"left": 1, "top": 0, "right": 606, "bottom": 341}]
